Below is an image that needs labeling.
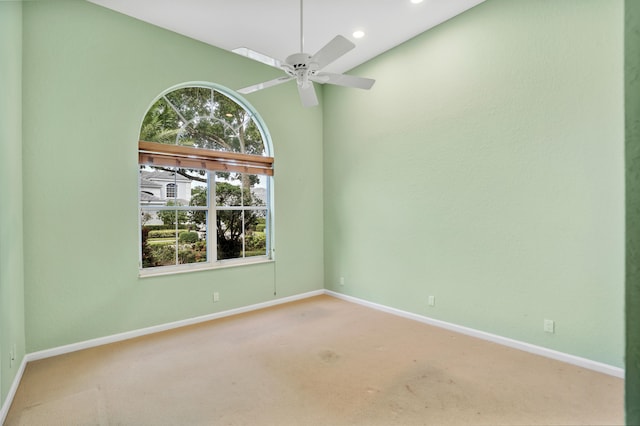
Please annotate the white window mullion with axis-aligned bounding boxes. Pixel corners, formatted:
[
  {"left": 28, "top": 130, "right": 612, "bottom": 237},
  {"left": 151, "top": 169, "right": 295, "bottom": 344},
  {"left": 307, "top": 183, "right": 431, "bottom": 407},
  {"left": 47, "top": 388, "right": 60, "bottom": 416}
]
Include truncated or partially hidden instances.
[
  {"left": 241, "top": 210, "right": 246, "bottom": 258},
  {"left": 210, "top": 171, "right": 217, "bottom": 262},
  {"left": 241, "top": 177, "right": 245, "bottom": 258},
  {"left": 173, "top": 172, "right": 179, "bottom": 266},
  {"left": 266, "top": 176, "right": 272, "bottom": 257}
]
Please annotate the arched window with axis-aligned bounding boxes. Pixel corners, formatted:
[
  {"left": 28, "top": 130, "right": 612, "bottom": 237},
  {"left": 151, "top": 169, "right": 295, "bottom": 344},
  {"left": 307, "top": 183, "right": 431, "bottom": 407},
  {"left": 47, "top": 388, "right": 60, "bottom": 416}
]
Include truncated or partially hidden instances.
[{"left": 138, "top": 84, "right": 273, "bottom": 274}]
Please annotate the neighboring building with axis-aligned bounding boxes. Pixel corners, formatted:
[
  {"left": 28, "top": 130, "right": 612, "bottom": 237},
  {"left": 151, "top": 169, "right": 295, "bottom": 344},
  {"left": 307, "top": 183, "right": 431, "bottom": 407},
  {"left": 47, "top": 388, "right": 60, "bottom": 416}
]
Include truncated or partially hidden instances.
[
  {"left": 140, "top": 169, "right": 265, "bottom": 228},
  {"left": 140, "top": 170, "right": 192, "bottom": 225},
  {"left": 140, "top": 170, "right": 191, "bottom": 205}
]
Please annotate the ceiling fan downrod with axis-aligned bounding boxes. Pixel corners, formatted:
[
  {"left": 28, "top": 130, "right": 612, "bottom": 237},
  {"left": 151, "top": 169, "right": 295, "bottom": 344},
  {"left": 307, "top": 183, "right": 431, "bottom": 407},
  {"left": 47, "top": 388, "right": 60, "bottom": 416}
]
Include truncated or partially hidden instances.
[{"left": 299, "top": 0, "right": 304, "bottom": 53}]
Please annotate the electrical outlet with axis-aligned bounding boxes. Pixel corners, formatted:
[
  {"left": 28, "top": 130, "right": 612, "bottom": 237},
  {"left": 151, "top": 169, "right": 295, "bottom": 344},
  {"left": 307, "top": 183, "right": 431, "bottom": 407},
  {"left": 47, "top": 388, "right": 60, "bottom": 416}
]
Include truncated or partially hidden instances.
[
  {"left": 339, "top": 277, "right": 345, "bottom": 286},
  {"left": 544, "top": 319, "right": 555, "bottom": 333},
  {"left": 428, "top": 295, "right": 435, "bottom": 307},
  {"left": 213, "top": 292, "right": 220, "bottom": 302},
  {"left": 9, "top": 344, "right": 16, "bottom": 368}
]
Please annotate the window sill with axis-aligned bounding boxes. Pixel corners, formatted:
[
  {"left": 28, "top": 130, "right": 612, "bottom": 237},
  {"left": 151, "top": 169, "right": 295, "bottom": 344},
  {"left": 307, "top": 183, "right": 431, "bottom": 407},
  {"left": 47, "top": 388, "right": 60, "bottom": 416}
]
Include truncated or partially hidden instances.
[{"left": 138, "top": 256, "right": 273, "bottom": 278}]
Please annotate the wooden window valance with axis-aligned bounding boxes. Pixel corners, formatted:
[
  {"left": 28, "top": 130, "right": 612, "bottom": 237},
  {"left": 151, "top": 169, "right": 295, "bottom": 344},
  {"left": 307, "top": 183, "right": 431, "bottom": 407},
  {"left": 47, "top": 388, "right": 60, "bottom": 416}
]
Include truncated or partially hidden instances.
[{"left": 138, "top": 140, "right": 274, "bottom": 176}]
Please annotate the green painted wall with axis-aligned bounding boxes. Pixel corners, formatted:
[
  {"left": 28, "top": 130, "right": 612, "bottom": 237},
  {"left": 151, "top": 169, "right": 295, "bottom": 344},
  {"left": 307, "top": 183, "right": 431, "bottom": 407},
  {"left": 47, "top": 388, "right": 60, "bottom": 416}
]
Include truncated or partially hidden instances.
[
  {"left": 0, "top": 1, "right": 26, "bottom": 407},
  {"left": 3, "top": 0, "right": 631, "bottom": 417},
  {"left": 21, "top": 1, "right": 324, "bottom": 352},
  {"left": 323, "top": 0, "right": 624, "bottom": 368},
  {"left": 625, "top": 0, "right": 640, "bottom": 422}
]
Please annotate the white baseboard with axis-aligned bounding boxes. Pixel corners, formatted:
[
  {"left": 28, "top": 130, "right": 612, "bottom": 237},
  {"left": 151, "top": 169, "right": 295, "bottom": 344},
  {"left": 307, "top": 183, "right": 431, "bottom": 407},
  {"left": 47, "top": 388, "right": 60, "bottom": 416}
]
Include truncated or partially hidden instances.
[
  {"left": 0, "top": 356, "right": 27, "bottom": 425},
  {"left": 1, "top": 287, "right": 623, "bottom": 423},
  {"left": 27, "top": 289, "right": 325, "bottom": 362},
  {"left": 1, "top": 289, "right": 322, "bottom": 422},
  {"left": 325, "top": 290, "right": 624, "bottom": 379}
]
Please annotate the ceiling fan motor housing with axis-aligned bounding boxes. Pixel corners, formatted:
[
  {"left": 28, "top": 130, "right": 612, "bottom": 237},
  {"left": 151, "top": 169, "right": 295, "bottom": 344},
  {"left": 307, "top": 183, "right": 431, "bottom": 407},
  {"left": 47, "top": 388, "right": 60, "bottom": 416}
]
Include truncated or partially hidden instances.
[
  {"left": 284, "top": 53, "right": 319, "bottom": 87},
  {"left": 286, "top": 53, "right": 317, "bottom": 69}
]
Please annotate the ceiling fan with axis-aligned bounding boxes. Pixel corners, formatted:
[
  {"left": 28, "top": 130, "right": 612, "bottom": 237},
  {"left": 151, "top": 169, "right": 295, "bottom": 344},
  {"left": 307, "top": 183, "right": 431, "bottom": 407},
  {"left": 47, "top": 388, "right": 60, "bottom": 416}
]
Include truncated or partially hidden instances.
[{"left": 233, "top": 0, "right": 375, "bottom": 108}]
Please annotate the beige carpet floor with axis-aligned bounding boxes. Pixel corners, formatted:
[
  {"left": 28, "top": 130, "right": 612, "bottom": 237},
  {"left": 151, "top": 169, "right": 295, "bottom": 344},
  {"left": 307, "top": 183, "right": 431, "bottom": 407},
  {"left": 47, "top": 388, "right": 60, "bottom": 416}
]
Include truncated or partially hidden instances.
[{"left": 5, "top": 295, "right": 623, "bottom": 425}]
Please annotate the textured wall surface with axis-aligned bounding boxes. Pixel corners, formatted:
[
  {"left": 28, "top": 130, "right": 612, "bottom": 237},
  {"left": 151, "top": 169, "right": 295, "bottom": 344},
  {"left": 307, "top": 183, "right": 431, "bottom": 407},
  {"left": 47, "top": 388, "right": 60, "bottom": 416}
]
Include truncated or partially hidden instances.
[
  {"left": 323, "top": 0, "right": 624, "bottom": 368},
  {"left": 626, "top": 0, "right": 640, "bottom": 422}
]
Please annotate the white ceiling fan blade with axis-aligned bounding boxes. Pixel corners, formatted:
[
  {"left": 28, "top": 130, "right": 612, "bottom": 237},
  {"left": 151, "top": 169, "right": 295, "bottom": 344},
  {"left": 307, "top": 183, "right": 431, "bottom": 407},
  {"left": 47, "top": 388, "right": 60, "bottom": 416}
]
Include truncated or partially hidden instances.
[
  {"left": 310, "top": 35, "right": 355, "bottom": 70},
  {"left": 297, "top": 82, "right": 318, "bottom": 107},
  {"left": 312, "top": 72, "right": 375, "bottom": 90},
  {"left": 237, "top": 76, "right": 294, "bottom": 94},
  {"left": 232, "top": 47, "right": 283, "bottom": 70}
]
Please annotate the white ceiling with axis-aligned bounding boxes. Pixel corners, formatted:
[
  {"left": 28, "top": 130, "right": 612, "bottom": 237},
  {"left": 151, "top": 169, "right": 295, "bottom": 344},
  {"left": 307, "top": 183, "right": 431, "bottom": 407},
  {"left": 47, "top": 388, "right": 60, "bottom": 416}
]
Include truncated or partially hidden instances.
[{"left": 87, "top": 0, "right": 485, "bottom": 74}]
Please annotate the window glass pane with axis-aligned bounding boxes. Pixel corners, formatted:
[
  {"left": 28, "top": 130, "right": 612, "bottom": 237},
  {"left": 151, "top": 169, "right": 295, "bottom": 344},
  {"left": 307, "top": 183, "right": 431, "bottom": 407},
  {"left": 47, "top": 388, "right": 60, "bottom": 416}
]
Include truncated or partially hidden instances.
[
  {"left": 245, "top": 209, "right": 267, "bottom": 257},
  {"left": 140, "top": 165, "right": 166, "bottom": 206},
  {"left": 164, "top": 87, "right": 212, "bottom": 122},
  {"left": 189, "top": 178, "right": 208, "bottom": 207},
  {"left": 248, "top": 174, "right": 267, "bottom": 207},
  {"left": 178, "top": 117, "right": 235, "bottom": 151},
  {"left": 156, "top": 206, "right": 187, "bottom": 227},
  {"left": 178, "top": 212, "right": 207, "bottom": 265},
  {"left": 142, "top": 212, "right": 208, "bottom": 267},
  {"left": 141, "top": 213, "right": 178, "bottom": 268},
  {"left": 243, "top": 118, "right": 267, "bottom": 156},
  {"left": 139, "top": 98, "right": 180, "bottom": 145},
  {"left": 214, "top": 172, "right": 268, "bottom": 261},
  {"left": 216, "top": 209, "right": 244, "bottom": 260},
  {"left": 140, "top": 87, "right": 267, "bottom": 156},
  {"left": 216, "top": 173, "right": 243, "bottom": 207},
  {"left": 214, "top": 173, "right": 267, "bottom": 208},
  {"left": 140, "top": 166, "right": 187, "bottom": 204},
  {"left": 166, "top": 183, "right": 176, "bottom": 198}
]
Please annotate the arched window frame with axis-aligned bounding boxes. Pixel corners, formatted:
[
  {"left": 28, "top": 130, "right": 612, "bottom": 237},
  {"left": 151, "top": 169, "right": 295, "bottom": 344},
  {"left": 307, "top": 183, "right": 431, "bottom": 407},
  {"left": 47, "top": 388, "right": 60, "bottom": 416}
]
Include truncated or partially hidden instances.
[{"left": 138, "top": 82, "right": 274, "bottom": 276}]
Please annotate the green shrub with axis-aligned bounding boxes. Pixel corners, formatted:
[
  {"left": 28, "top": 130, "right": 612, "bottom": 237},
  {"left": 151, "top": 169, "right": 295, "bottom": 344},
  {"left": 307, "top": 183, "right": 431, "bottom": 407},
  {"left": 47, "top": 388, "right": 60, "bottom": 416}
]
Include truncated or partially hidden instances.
[
  {"left": 150, "top": 245, "right": 176, "bottom": 266},
  {"left": 147, "top": 239, "right": 175, "bottom": 246},
  {"left": 178, "top": 243, "right": 207, "bottom": 264},
  {"left": 141, "top": 228, "right": 154, "bottom": 267},
  {"left": 148, "top": 229, "right": 188, "bottom": 239},
  {"left": 146, "top": 241, "right": 206, "bottom": 267},
  {"left": 148, "top": 230, "right": 170, "bottom": 238},
  {"left": 245, "top": 232, "right": 266, "bottom": 251},
  {"left": 178, "top": 248, "right": 196, "bottom": 264},
  {"left": 256, "top": 223, "right": 265, "bottom": 232},
  {"left": 179, "top": 231, "right": 199, "bottom": 244},
  {"left": 142, "top": 224, "right": 176, "bottom": 231}
]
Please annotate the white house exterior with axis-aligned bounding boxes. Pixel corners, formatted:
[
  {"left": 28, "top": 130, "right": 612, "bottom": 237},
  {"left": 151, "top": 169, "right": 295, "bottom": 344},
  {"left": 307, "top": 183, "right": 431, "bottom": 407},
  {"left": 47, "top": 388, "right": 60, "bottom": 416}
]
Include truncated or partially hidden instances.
[
  {"left": 140, "top": 170, "right": 191, "bottom": 205},
  {"left": 140, "top": 170, "right": 192, "bottom": 226}
]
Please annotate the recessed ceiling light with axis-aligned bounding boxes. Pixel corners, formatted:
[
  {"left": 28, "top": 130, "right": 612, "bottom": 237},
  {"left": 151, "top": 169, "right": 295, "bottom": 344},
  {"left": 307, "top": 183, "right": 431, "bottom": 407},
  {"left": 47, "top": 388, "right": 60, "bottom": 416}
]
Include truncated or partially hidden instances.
[
  {"left": 410, "top": 0, "right": 424, "bottom": 4},
  {"left": 352, "top": 30, "right": 365, "bottom": 39}
]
